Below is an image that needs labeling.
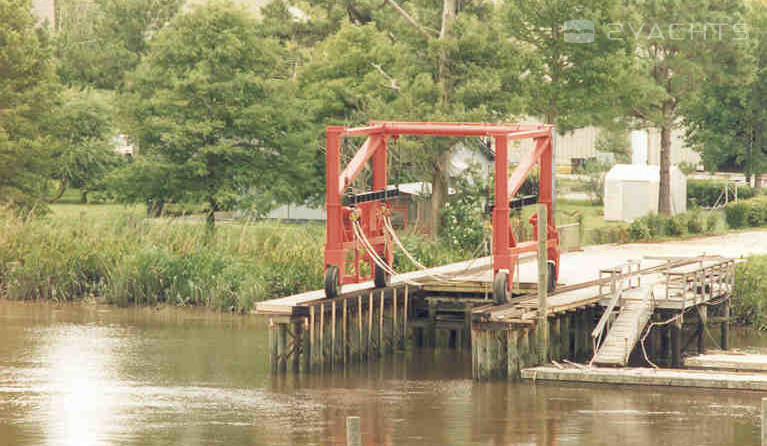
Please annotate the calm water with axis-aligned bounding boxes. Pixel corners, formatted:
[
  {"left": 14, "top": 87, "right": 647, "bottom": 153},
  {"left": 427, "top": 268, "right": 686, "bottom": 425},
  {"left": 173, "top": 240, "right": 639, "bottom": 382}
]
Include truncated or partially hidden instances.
[{"left": 0, "top": 301, "right": 764, "bottom": 446}]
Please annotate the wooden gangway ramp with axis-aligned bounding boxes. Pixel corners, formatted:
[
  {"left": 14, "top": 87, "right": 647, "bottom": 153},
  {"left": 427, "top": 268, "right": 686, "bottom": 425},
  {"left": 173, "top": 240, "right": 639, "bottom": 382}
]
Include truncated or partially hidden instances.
[
  {"left": 470, "top": 256, "right": 736, "bottom": 380},
  {"left": 592, "top": 289, "right": 654, "bottom": 366}
]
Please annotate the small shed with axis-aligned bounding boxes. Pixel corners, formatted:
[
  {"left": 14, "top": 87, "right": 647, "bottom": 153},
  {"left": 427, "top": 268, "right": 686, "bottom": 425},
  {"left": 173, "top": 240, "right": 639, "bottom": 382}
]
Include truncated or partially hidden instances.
[{"left": 604, "top": 164, "right": 687, "bottom": 222}]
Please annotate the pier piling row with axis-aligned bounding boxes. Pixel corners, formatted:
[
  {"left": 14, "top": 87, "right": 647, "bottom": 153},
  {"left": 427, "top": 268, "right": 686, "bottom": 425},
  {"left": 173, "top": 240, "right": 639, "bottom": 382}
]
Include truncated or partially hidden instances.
[{"left": 261, "top": 257, "right": 735, "bottom": 380}]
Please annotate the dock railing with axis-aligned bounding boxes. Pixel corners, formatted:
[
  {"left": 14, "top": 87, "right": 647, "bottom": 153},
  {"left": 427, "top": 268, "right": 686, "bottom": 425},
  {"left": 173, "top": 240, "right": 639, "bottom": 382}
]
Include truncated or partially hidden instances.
[
  {"left": 591, "top": 261, "right": 642, "bottom": 359},
  {"left": 660, "top": 258, "right": 736, "bottom": 306}
]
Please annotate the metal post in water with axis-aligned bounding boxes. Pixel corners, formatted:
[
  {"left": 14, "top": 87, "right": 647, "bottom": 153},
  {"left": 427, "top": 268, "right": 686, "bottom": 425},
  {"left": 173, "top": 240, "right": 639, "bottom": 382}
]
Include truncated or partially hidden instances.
[{"left": 347, "top": 416, "right": 361, "bottom": 446}]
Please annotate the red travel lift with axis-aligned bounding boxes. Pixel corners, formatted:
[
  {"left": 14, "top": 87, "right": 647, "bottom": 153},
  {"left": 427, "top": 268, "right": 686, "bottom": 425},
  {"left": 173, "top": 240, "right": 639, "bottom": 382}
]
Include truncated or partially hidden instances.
[{"left": 324, "top": 121, "right": 560, "bottom": 304}]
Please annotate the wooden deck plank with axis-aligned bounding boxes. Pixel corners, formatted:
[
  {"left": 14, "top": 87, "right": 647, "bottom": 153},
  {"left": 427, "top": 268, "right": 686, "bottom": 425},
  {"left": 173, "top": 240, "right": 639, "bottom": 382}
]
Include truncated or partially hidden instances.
[
  {"left": 253, "top": 256, "right": 493, "bottom": 315},
  {"left": 685, "top": 352, "right": 767, "bottom": 372},
  {"left": 522, "top": 365, "right": 767, "bottom": 391}
]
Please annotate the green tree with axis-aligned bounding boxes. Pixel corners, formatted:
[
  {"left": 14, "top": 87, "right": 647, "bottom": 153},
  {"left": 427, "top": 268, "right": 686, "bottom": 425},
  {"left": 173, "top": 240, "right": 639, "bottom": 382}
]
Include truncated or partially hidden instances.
[
  {"left": 44, "top": 88, "right": 121, "bottom": 203},
  {"left": 684, "top": 2, "right": 767, "bottom": 189},
  {"left": 0, "top": 0, "right": 59, "bottom": 213},
  {"left": 595, "top": 126, "right": 630, "bottom": 164},
  {"left": 116, "top": 0, "right": 313, "bottom": 228},
  {"left": 504, "top": 0, "right": 633, "bottom": 129},
  {"left": 55, "top": 0, "right": 183, "bottom": 89},
  {"left": 301, "top": 1, "right": 527, "bottom": 236},
  {"left": 622, "top": 0, "right": 747, "bottom": 215}
]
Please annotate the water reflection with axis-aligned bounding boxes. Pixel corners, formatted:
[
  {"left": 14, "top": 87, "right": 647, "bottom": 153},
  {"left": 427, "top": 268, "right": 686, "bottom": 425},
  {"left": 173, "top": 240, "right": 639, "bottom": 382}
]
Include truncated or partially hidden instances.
[
  {"left": 0, "top": 301, "right": 764, "bottom": 446},
  {"left": 40, "top": 324, "right": 124, "bottom": 446}
]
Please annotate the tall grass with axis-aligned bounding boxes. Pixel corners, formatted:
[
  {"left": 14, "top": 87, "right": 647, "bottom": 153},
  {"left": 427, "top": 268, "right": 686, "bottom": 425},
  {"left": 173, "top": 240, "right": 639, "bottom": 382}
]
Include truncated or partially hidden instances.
[
  {"left": 0, "top": 209, "right": 468, "bottom": 311},
  {"left": 0, "top": 209, "right": 327, "bottom": 311}
]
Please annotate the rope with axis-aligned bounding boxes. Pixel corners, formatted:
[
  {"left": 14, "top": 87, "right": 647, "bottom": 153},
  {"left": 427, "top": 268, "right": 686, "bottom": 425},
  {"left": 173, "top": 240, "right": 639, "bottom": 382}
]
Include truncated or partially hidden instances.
[
  {"left": 382, "top": 215, "right": 491, "bottom": 284},
  {"left": 352, "top": 221, "right": 397, "bottom": 276},
  {"left": 351, "top": 220, "right": 420, "bottom": 285},
  {"left": 382, "top": 216, "right": 453, "bottom": 282},
  {"left": 639, "top": 307, "right": 688, "bottom": 369}
]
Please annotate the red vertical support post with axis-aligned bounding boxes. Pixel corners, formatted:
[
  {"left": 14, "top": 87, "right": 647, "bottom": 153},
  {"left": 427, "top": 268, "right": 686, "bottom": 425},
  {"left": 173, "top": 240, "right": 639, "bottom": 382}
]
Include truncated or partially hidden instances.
[
  {"left": 372, "top": 134, "right": 387, "bottom": 190},
  {"left": 538, "top": 133, "right": 559, "bottom": 280},
  {"left": 372, "top": 134, "right": 392, "bottom": 264},
  {"left": 493, "top": 134, "right": 510, "bottom": 277},
  {"left": 325, "top": 126, "right": 346, "bottom": 274}
]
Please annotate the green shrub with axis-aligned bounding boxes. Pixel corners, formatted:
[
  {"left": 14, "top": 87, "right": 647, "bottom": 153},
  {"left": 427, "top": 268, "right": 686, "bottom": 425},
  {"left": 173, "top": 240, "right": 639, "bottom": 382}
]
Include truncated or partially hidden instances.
[
  {"left": 725, "top": 201, "right": 749, "bottom": 228},
  {"left": 626, "top": 209, "right": 722, "bottom": 242},
  {"left": 688, "top": 180, "right": 755, "bottom": 208},
  {"left": 725, "top": 196, "right": 767, "bottom": 229},
  {"left": 586, "top": 225, "right": 628, "bottom": 244},
  {"left": 628, "top": 219, "right": 651, "bottom": 241},
  {"left": 705, "top": 211, "right": 723, "bottom": 233},
  {"left": 644, "top": 213, "right": 665, "bottom": 238},
  {"left": 440, "top": 167, "right": 490, "bottom": 252},
  {"left": 686, "top": 210, "right": 704, "bottom": 234},
  {"left": 732, "top": 256, "right": 767, "bottom": 329},
  {"left": 665, "top": 214, "right": 687, "bottom": 237}
]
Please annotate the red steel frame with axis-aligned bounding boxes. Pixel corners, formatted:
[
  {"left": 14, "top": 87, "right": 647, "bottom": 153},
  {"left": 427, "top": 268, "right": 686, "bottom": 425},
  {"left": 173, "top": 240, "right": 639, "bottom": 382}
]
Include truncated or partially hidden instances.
[{"left": 325, "top": 121, "right": 560, "bottom": 292}]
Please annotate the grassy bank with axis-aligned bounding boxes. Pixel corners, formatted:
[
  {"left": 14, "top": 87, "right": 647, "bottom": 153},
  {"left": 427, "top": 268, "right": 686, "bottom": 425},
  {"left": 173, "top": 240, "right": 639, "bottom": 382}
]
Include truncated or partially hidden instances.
[
  {"left": 0, "top": 208, "right": 469, "bottom": 312},
  {"left": 732, "top": 255, "right": 767, "bottom": 330},
  {"left": 4, "top": 197, "right": 767, "bottom": 315}
]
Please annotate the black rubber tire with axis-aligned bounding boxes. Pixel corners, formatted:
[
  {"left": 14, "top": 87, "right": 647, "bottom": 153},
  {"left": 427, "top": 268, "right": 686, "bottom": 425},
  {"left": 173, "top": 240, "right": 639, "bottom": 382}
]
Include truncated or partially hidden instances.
[
  {"left": 493, "top": 271, "right": 509, "bottom": 305},
  {"left": 374, "top": 262, "right": 390, "bottom": 288},
  {"left": 324, "top": 266, "right": 339, "bottom": 298},
  {"left": 547, "top": 261, "right": 557, "bottom": 293}
]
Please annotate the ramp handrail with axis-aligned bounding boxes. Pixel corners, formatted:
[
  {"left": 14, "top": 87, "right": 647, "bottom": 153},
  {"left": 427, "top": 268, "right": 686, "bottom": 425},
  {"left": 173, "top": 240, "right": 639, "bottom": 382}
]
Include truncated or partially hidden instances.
[{"left": 590, "top": 261, "right": 642, "bottom": 362}]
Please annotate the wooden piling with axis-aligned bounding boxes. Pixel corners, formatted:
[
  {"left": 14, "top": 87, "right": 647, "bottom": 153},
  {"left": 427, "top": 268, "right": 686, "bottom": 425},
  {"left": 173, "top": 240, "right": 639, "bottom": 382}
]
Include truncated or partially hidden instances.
[
  {"left": 343, "top": 299, "right": 349, "bottom": 366},
  {"left": 292, "top": 320, "right": 302, "bottom": 373},
  {"left": 471, "top": 328, "right": 479, "bottom": 378},
  {"left": 347, "top": 416, "right": 361, "bottom": 446},
  {"left": 269, "top": 319, "right": 278, "bottom": 374},
  {"left": 331, "top": 301, "right": 337, "bottom": 366},
  {"left": 563, "top": 313, "right": 572, "bottom": 359},
  {"left": 486, "top": 330, "right": 498, "bottom": 379},
  {"left": 573, "top": 311, "right": 584, "bottom": 361},
  {"left": 697, "top": 305, "right": 707, "bottom": 355},
  {"left": 357, "top": 295, "right": 363, "bottom": 361},
  {"left": 393, "top": 289, "right": 399, "bottom": 350},
  {"left": 517, "top": 328, "right": 528, "bottom": 369},
  {"left": 403, "top": 285, "right": 409, "bottom": 350},
  {"left": 584, "top": 307, "right": 594, "bottom": 359},
  {"left": 309, "top": 306, "right": 317, "bottom": 372},
  {"left": 536, "top": 204, "right": 549, "bottom": 364},
  {"left": 427, "top": 301, "right": 437, "bottom": 348},
  {"left": 722, "top": 297, "right": 730, "bottom": 350},
  {"left": 277, "top": 322, "right": 288, "bottom": 373},
  {"left": 320, "top": 303, "right": 326, "bottom": 368},
  {"left": 367, "top": 291, "right": 373, "bottom": 359},
  {"left": 379, "top": 290, "right": 385, "bottom": 356},
  {"left": 550, "top": 317, "right": 560, "bottom": 361},
  {"left": 508, "top": 329, "right": 520, "bottom": 380},
  {"left": 671, "top": 317, "right": 682, "bottom": 368}
]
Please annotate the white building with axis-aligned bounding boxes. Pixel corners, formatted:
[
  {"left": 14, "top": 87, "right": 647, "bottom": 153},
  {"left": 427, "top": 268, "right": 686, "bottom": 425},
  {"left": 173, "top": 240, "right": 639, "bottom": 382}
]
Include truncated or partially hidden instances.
[{"left": 603, "top": 164, "right": 687, "bottom": 222}]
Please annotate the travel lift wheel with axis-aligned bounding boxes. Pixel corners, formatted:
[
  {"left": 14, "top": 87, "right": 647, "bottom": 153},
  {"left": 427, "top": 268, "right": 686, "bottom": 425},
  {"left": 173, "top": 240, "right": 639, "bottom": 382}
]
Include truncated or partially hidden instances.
[
  {"left": 324, "top": 265, "right": 339, "bottom": 298},
  {"left": 493, "top": 270, "right": 509, "bottom": 305},
  {"left": 374, "top": 256, "right": 391, "bottom": 289},
  {"left": 493, "top": 262, "right": 557, "bottom": 305},
  {"left": 547, "top": 260, "right": 557, "bottom": 293}
]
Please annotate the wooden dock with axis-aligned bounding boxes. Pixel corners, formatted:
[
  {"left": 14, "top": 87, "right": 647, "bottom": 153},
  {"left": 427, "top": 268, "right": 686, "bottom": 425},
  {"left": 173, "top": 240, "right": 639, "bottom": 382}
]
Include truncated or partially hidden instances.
[
  {"left": 685, "top": 352, "right": 767, "bottom": 372},
  {"left": 521, "top": 365, "right": 767, "bottom": 391},
  {"left": 254, "top": 244, "right": 736, "bottom": 381},
  {"left": 254, "top": 255, "right": 497, "bottom": 316}
]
